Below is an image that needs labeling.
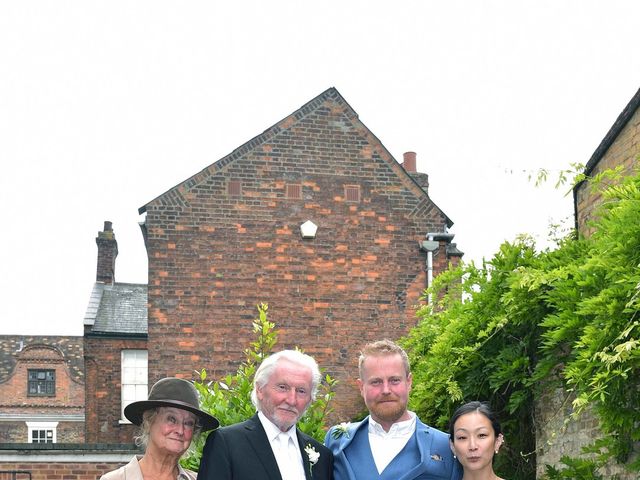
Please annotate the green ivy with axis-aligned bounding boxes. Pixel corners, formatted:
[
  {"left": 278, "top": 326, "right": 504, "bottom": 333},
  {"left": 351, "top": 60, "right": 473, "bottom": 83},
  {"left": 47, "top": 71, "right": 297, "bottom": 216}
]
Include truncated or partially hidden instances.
[
  {"left": 181, "top": 303, "right": 337, "bottom": 471},
  {"left": 543, "top": 455, "right": 621, "bottom": 480},
  {"left": 403, "top": 168, "right": 640, "bottom": 479}
]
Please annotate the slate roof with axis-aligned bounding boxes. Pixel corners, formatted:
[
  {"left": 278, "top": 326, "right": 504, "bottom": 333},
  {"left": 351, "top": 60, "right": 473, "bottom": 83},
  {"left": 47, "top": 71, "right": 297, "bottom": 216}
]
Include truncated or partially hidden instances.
[
  {"left": 0, "top": 336, "right": 84, "bottom": 384},
  {"left": 138, "top": 86, "right": 454, "bottom": 228},
  {"left": 84, "top": 282, "right": 148, "bottom": 336}
]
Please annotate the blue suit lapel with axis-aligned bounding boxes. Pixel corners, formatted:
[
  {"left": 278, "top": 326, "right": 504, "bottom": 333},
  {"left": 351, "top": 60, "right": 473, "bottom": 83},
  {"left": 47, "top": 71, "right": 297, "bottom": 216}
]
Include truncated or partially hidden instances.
[
  {"left": 334, "top": 418, "right": 369, "bottom": 453},
  {"left": 401, "top": 420, "right": 456, "bottom": 480},
  {"left": 329, "top": 418, "right": 369, "bottom": 480},
  {"left": 397, "top": 421, "right": 431, "bottom": 479}
]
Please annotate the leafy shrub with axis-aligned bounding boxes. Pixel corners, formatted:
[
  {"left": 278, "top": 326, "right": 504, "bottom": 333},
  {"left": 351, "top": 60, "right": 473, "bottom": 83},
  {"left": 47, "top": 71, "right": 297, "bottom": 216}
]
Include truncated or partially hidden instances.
[
  {"left": 403, "top": 168, "right": 640, "bottom": 479},
  {"left": 542, "top": 455, "right": 620, "bottom": 480}
]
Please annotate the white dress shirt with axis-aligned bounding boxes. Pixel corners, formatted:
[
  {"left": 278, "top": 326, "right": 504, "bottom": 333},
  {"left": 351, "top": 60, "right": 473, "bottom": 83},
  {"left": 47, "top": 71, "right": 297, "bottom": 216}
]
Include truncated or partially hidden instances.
[
  {"left": 368, "top": 411, "right": 417, "bottom": 474},
  {"left": 258, "top": 411, "right": 306, "bottom": 480}
]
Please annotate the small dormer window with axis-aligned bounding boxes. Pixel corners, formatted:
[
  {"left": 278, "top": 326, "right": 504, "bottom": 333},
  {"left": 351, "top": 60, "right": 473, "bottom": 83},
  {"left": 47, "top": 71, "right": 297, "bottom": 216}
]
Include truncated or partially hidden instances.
[{"left": 28, "top": 369, "right": 55, "bottom": 396}]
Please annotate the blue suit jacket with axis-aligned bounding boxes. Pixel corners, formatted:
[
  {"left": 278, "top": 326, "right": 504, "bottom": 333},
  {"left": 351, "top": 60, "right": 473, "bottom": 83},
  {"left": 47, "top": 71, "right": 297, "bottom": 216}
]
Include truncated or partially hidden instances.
[{"left": 324, "top": 416, "right": 461, "bottom": 480}]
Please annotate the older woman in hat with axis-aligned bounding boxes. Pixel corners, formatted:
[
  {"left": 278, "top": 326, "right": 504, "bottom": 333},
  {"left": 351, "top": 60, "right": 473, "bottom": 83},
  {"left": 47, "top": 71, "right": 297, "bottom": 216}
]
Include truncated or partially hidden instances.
[{"left": 101, "top": 377, "right": 219, "bottom": 480}]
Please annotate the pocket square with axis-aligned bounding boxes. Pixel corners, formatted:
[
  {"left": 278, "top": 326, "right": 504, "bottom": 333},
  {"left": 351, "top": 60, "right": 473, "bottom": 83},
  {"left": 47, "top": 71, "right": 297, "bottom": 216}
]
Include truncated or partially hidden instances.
[{"left": 430, "top": 454, "right": 443, "bottom": 461}]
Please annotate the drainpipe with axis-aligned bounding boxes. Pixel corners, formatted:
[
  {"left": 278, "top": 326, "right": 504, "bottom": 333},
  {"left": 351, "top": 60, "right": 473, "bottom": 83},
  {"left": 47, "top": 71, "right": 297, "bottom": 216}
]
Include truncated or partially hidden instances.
[
  {"left": 427, "top": 234, "right": 434, "bottom": 292},
  {"left": 420, "top": 235, "right": 439, "bottom": 304},
  {"left": 420, "top": 232, "right": 455, "bottom": 303}
]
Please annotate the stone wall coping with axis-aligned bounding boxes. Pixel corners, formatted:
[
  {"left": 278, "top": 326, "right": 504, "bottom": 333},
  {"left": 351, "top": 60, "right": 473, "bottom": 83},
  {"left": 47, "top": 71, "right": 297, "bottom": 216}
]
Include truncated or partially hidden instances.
[{"left": 0, "top": 443, "right": 141, "bottom": 463}]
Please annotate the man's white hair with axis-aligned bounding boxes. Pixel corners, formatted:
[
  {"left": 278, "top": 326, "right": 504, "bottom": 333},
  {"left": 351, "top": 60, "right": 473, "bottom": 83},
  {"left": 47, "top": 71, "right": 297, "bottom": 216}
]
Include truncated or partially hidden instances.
[{"left": 250, "top": 349, "right": 321, "bottom": 411}]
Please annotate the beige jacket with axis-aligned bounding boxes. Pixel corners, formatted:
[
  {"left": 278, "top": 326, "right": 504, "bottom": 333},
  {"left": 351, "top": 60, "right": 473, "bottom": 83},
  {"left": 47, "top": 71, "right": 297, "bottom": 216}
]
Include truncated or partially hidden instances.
[{"left": 100, "top": 455, "right": 197, "bottom": 480}]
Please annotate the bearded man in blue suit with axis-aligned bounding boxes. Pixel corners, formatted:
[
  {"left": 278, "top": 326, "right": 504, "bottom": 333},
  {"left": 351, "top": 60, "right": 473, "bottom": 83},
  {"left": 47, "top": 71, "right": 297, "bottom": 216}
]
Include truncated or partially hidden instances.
[{"left": 325, "top": 339, "right": 461, "bottom": 480}]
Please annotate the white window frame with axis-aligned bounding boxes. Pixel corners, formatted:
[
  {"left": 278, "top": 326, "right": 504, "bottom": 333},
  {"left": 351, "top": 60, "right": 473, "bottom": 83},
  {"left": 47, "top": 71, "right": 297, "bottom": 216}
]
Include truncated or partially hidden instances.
[
  {"left": 120, "top": 349, "right": 148, "bottom": 422},
  {"left": 26, "top": 421, "right": 58, "bottom": 443}
]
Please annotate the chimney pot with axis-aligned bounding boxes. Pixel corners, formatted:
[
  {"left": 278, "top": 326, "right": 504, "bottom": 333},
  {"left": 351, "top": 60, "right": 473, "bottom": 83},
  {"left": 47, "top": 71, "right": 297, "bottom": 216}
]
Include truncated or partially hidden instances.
[{"left": 402, "top": 151, "right": 417, "bottom": 173}]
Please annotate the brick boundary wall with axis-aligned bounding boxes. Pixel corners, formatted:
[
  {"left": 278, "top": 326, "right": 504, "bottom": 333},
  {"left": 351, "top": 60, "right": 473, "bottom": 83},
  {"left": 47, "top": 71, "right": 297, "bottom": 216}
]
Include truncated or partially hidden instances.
[
  {"left": 0, "top": 444, "right": 140, "bottom": 480},
  {"left": 535, "top": 387, "right": 638, "bottom": 479}
]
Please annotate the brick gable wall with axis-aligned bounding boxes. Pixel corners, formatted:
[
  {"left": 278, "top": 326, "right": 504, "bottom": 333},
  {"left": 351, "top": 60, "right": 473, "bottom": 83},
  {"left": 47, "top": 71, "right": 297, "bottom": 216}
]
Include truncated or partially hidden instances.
[
  {"left": 142, "top": 92, "right": 454, "bottom": 420},
  {"left": 83, "top": 337, "right": 146, "bottom": 443},
  {"left": 575, "top": 98, "right": 640, "bottom": 235},
  {"left": 0, "top": 339, "right": 84, "bottom": 443}
]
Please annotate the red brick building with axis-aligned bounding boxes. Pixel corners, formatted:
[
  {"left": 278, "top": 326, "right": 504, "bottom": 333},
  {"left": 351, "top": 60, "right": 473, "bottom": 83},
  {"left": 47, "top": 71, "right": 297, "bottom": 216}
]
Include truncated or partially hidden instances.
[
  {"left": 574, "top": 86, "right": 640, "bottom": 235},
  {"left": 0, "top": 336, "right": 84, "bottom": 443},
  {"left": 83, "top": 221, "right": 148, "bottom": 443},
  {"left": 81, "top": 87, "right": 462, "bottom": 444}
]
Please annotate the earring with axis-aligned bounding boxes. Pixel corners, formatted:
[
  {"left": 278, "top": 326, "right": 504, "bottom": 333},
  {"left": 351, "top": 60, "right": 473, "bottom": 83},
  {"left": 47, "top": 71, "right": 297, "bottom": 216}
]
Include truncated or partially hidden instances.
[
  {"left": 495, "top": 450, "right": 499, "bottom": 454},
  {"left": 453, "top": 454, "right": 457, "bottom": 459}
]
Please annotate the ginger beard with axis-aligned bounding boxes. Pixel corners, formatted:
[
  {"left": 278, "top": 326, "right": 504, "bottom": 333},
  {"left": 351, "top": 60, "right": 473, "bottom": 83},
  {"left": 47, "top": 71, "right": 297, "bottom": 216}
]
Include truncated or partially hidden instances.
[{"left": 358, "top": 353, "right": 412, "bottom": 429}]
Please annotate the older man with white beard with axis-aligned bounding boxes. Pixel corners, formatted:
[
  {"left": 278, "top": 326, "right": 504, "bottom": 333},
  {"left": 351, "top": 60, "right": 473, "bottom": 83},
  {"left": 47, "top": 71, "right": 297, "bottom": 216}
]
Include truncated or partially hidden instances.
[{"left": 198, "top": 350, "right": 333, "bottom": 480}]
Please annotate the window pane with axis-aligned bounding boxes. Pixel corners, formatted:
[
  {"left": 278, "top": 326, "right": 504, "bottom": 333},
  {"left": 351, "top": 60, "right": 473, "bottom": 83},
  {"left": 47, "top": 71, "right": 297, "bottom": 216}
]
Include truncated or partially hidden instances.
[
  {"left": 27, "top": 369, "right": 55, "bottom": 397},
  {"left": 135, "top": 384, "right": 148, "bottom": 398},
  {"left": 122, "top": 384, "right": 137, "bottom": 402},
  {"left": 121, "top": 350, "right": 148, "bottom": 420},
  {"left": 136, "top": 350, "right": 148, "bottom": 364},
  {"left": 122, "top": 367, "right": 136, "bottom": 383},
  {"left": 31, "top": 429, "right": 52, "bottom": 443},
  {"left": 135, "top": 368, "right": 147, "bottom": 382}
]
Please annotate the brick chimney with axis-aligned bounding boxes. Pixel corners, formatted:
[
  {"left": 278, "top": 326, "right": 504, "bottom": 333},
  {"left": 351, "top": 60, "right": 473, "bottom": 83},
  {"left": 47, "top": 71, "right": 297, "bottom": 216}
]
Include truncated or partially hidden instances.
[
  {"left": 402, "top": 151, "right": 429, "bottom": 191},
  {"left": 402, "top": 151, "right": 417, "bottom": 173},
  {"left": 95, "top": 221, "right": 118, "bottom": 284}
]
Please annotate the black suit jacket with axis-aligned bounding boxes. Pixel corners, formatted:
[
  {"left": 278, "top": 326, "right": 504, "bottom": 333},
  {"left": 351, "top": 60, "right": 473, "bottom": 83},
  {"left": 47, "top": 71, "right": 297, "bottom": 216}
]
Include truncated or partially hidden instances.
[{"left": 197, "top": 413, "right": 333, "bottom": 480}]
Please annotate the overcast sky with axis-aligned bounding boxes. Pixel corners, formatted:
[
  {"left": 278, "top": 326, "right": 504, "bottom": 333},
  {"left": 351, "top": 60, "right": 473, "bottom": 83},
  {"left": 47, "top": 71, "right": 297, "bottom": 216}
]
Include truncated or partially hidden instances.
[{"left": 1, "top": 1, "right": 639, "bottom": 336}]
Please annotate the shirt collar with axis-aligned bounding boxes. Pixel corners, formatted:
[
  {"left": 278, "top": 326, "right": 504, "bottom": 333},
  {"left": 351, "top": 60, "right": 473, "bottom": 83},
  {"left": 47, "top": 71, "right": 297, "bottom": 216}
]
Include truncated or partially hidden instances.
[
  {"left": 258, "top": 411, "right": 297, "bottom": 442},
  {"left": 368, "top": 411, "right": 417, "bottom": 437}
]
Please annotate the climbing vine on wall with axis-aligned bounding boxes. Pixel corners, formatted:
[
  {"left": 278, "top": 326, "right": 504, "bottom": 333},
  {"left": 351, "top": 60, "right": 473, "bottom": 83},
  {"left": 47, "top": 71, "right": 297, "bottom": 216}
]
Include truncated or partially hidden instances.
[{"left": 403, "top": 168, "right": 640, "bottom": 479}]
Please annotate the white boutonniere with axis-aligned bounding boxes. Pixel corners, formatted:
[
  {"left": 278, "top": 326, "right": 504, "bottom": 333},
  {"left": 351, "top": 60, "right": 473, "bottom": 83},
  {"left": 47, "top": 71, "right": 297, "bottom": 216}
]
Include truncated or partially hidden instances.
[
  {"left": 304, "top": 444, "right": 320, "bottom": 476},
  {"left": 331, "top": 422, "right": 351, "bottom": 439}
]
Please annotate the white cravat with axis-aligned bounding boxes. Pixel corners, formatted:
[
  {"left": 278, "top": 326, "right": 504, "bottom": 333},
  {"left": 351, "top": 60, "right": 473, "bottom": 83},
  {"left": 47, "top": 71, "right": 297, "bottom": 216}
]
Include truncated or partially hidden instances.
[
  {"left": 275, "top": 431, "right": 306, "bottom": 480},
  {"left": 258, "top": 412, "right": 306, "bottom": 480}
]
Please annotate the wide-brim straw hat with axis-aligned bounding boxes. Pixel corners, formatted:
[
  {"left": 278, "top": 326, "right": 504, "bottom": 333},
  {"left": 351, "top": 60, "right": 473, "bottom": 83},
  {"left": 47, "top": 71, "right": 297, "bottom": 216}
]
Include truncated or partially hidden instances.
[{"left": 124, "top": 377, "right": 219, "bottom": 431}]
